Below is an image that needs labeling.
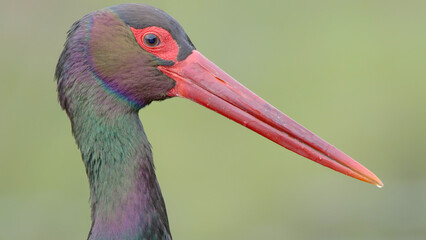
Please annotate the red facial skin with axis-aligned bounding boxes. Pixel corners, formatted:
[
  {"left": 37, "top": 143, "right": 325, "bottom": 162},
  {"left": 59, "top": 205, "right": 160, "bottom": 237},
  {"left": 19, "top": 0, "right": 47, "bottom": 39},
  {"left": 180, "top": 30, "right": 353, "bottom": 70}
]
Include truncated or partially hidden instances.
[
  {"left": 131, "top": 26, "right": 383, "bottom": 187},
  {"left": 131, "top": 26, "right": 179, "bottom": 61}
]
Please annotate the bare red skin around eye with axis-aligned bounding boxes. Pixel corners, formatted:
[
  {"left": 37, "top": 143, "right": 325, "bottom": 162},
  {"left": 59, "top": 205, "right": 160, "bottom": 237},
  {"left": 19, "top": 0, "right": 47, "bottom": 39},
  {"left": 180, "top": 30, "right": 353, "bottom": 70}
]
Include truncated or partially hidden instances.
[{"left": 131, "top": 26, "right": 179, "bottom": 62}]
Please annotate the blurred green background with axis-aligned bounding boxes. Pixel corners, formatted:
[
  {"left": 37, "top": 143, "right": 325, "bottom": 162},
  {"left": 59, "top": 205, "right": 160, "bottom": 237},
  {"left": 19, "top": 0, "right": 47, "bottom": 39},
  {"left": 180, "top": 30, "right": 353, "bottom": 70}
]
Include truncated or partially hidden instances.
[{"left": 1, "top": 0, "right": 425, "bottom": 239}]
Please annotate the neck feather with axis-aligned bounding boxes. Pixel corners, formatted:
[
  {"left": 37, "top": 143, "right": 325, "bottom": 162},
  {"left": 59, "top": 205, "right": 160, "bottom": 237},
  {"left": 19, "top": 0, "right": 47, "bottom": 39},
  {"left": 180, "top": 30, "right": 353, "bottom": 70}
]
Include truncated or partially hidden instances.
[
  {"left": 72, "top": 107, "right": 171, "bottom": 240},
  {"left": 57, "top": 12, "right": 172, "bottom": 239}
]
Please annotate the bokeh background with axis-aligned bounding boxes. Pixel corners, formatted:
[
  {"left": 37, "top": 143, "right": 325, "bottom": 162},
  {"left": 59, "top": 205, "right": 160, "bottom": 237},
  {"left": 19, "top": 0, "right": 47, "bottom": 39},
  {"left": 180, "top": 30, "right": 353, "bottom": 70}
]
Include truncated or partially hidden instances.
[{"left": 1, "top": 0, "right": 425, "bottom": 239}]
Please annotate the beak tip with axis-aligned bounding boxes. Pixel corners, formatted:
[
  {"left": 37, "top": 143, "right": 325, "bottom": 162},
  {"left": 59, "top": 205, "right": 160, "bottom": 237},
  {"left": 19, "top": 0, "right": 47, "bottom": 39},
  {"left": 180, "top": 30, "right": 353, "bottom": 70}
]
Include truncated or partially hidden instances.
[
  {"left": 367, "top": 174, "right": 383, "bottom": 188},
  {"left": 375, "top": 180, "right": 384, "bottom": 188}
]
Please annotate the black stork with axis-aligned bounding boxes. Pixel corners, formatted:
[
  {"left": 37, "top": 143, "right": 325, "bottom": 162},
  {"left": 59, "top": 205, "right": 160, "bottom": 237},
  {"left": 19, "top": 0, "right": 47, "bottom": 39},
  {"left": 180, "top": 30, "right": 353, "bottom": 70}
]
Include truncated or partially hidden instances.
[{"left": 55, "top": 4, "right": 383, "bottom": 240}]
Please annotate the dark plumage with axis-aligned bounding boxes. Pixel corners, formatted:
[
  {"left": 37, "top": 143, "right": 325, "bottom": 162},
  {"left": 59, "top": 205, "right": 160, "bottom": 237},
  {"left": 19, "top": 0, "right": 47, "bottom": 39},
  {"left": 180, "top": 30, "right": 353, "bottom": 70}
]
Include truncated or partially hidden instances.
[{"left": 56, "top": 5, "right": 181, "bottom": 239}]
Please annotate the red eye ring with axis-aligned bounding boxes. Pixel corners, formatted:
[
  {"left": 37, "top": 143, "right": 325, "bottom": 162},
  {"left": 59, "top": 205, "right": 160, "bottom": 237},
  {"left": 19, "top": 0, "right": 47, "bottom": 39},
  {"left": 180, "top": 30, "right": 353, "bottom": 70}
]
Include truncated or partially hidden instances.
[{"left": 131, "top": 26, "right": 179, "bottom": 61}]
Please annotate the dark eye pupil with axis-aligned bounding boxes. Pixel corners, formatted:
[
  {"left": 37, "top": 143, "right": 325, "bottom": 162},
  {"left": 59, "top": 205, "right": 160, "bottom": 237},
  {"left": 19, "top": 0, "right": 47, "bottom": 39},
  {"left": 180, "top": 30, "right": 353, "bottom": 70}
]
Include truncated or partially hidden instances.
[{"left": 144, "top": 34, "right": 159, "bottom": 46}]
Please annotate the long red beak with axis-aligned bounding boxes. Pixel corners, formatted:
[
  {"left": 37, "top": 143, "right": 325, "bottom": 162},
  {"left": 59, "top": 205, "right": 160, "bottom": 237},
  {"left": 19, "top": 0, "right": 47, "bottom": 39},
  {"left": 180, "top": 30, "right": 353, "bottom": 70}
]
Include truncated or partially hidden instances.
[{"left": 158, "top": 50, "right": 383, "bottom": 187}]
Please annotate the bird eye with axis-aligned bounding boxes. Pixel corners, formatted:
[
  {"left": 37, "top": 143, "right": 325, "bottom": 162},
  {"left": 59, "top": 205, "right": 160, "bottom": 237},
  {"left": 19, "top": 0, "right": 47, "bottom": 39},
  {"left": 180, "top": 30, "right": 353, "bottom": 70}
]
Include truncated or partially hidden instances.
[{"left": 143, "top": 33, "right": 160, "bottom": 47}]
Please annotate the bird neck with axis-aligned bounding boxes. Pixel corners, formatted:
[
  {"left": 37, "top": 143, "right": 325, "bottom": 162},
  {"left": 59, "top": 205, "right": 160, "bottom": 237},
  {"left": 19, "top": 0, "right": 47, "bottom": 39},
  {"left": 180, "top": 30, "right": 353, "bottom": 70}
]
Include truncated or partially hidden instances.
[{"left": 72, "top": 109, "right": 171, "bottom": 240}]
